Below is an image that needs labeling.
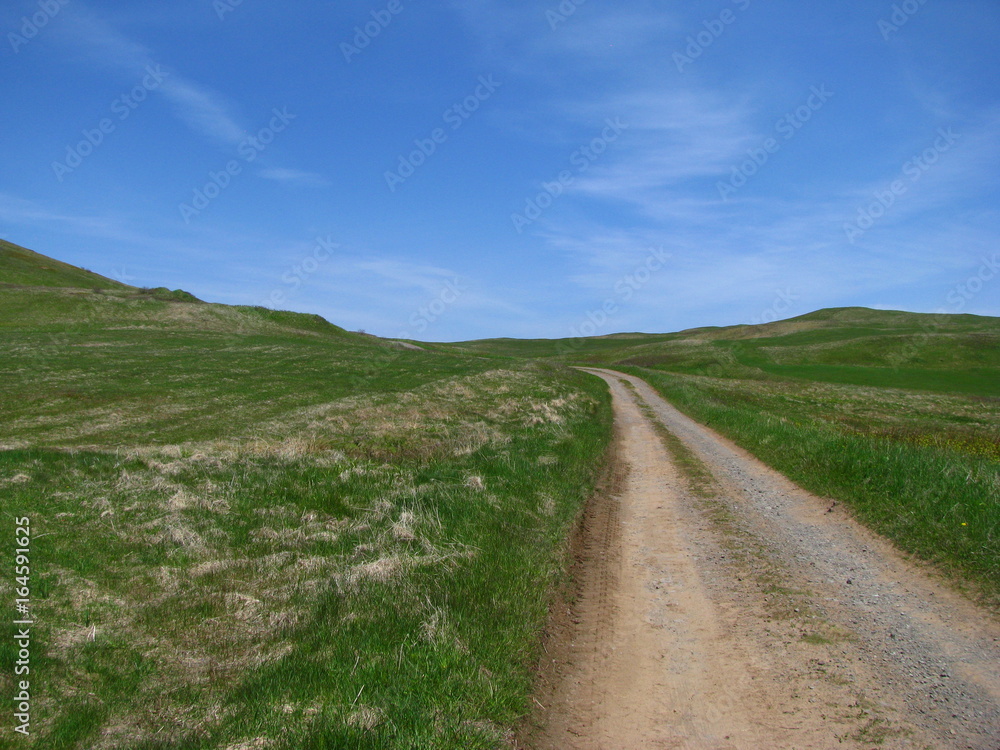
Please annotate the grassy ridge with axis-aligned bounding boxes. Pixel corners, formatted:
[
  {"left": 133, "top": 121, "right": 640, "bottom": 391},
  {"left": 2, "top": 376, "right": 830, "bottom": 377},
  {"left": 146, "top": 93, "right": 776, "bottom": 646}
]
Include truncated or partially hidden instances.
[
  {"left": 452, "top": 307, "right": 1000, "bottom": 398},
  {"left": 0, "top": 239, "right": 131, "bottom": 290},
  {"left": 619, "top": 366, "right": 1000, "bottom": 604},
  {"left": 0, "top": 264, "right": 613, "bottom": 749},
  {"left": 0, "top": 288, "right": 455, "bottom": 448}
]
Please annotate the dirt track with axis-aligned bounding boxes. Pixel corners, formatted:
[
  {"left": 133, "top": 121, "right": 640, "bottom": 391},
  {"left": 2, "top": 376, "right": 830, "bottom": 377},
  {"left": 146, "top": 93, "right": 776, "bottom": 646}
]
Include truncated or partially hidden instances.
[{"left": 521, "top": 369, "right": 1000, "bottom": 750}]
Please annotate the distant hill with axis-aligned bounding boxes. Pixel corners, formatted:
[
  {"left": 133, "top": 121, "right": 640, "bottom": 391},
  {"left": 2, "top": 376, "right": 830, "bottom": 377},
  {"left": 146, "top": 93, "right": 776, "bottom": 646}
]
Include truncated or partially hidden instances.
[
  {"left": 0, "top": 239, "right": 457, "bottom": 448},
  {"left": 3, "top": 237, "right": 997, "bottom": 398},
  {"left": 452, "top": 307, "right": 1000, "bottom": 398},
  {"left": 0, "top": 238, "right": 362, "bottom": 340},
  {"left": 674, "top": 306, "right": 997, "bottom": 341}
]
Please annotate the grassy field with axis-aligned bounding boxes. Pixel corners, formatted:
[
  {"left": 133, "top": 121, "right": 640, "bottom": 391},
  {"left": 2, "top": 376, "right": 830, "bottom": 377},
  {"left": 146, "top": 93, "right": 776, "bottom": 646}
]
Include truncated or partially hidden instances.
[
  {"left": 0, "top": 242, "right": 613, "bottom": 749},
  {"left": 454, "top": 306, "right": 1000, "bottom": 397}
]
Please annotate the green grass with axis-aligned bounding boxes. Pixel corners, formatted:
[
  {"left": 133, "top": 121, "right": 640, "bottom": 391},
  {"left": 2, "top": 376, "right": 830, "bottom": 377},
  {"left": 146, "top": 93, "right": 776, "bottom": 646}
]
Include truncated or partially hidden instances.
[
  {"left": 0, "top": 250, "right": 614, "bottom": 749},
  {"left": 741, "top": 361, "right": 999, "bottom": 397},
  {"left": 452, "top": 307, "right": 1000, "bottom": 397},
  {"left": 0, "top": 369, "right": 611, "bottom": 749},
  {"left": 0, "top": 288, "right": 474, "bottom": 448},
  {"left": 0, "top": 239, "right": 132, "bottom": 290}
]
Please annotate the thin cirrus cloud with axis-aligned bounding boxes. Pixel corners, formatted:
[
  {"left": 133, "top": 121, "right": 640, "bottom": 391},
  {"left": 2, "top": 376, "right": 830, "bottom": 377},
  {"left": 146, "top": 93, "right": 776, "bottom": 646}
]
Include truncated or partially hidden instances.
[
  {"left": 53, "top": 5, "right": 245, "bottom": 148},
  {"left": 487, "top": 1, "right": 998, "bottom": 327},
  {"left": 48, "top": 5, "right": 327, "bottom": 196},
  {"left": 569, "top": 91, "right": 759, "bottom": 199},
  {"left": 531, "top": 107, "right": 996, "bottom": 325},
  {"left": 157, "top": 78, "right": 246, "bottom": 147},
  {"left": 0, "top": 192, "right": 156, "bottom": 247},
  {"left": 353, "top": 258, "right": 464, "bottom": 295},
  {"left": 450, "top": 0, "right": 679, "bottom": 67},
  {"left": 257, "top": 168, "right": 331, "bottom": 188}
]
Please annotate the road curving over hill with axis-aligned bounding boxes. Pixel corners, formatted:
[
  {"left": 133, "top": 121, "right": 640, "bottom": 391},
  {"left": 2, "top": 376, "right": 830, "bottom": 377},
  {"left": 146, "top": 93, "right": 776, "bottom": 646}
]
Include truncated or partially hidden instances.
[{"left": 522, "top": 368, "right": 1000, "bottom": 750}]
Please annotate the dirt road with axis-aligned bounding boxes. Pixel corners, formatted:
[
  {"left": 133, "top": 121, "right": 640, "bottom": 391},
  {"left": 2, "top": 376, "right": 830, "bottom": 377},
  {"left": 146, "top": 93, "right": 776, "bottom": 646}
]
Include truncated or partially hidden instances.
[{"left": 522, "top": 369, "right": 1000, "bottom": 750}]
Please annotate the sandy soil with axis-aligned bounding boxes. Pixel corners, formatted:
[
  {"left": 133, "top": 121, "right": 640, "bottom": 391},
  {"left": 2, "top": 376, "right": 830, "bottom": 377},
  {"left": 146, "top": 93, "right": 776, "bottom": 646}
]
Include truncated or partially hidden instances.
[{"left": 519, "top": 369, "right": 1000, "bottom": 750}]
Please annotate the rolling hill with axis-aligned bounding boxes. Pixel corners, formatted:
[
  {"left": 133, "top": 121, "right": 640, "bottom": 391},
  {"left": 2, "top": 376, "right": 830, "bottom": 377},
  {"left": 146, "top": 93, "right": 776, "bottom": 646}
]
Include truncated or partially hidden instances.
[{"left": 453, "top": 306, "right": 1000, "bottom": 398}]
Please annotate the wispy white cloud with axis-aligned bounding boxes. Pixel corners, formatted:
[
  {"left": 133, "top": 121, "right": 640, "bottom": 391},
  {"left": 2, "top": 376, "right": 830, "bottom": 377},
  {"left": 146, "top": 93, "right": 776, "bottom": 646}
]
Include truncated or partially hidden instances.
[
  {"left": 158, "top": 78, "right": 245, "bottom": 146},
  {"left": 57, "top": 9, "right": 152, "bottom": 69},
  {"left": 471, "top": 0, "right": 1000, "bottom": 329},
  {"left": 352, "top": 258, "right": 459, "bottom": 294},
  {"left": 449, "top": 0, "right": 679, "bottom": 72},
  {"left": 56, "top": 6, "right": 245, "bottom": 147},
  {"left": 525, "top": 101, "right": 1000, "bottom": 326},
  {"left": 836, "top": 108, "right": 1000, "bottom": 214},
  {"left": 257, "top": 168, "right": 331, "bottom": 187},
  {"left": 0, "top": 192, "right": 148, "bottom": 245},
  {"left": 570, "top": 90, "right": 757, "bottom": 202}
]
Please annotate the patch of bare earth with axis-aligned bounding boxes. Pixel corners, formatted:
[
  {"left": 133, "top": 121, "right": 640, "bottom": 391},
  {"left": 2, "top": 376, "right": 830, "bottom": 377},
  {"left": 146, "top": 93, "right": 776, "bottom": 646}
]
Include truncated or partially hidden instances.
[{"left": 520, "top": 369, "right": 1000, "bottom": 750}]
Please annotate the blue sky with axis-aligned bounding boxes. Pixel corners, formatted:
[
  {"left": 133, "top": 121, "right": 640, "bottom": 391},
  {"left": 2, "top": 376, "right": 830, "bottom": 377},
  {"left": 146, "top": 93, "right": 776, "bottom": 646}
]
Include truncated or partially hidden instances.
[{"left": 2, "top": 0, "right": 998, "bottom": 341}]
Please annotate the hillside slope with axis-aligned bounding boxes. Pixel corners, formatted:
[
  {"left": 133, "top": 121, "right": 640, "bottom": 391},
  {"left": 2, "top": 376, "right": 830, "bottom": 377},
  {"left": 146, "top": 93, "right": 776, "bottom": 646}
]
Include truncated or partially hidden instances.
[
  {"left": 0, "top": 241, "right": 458, "bottom": 447},
  {"left": 0, "top": 238, "right": 132, "bottom": 290},
  {"left": 0, "top": 241, "right": 614, "bottom": 750}
]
